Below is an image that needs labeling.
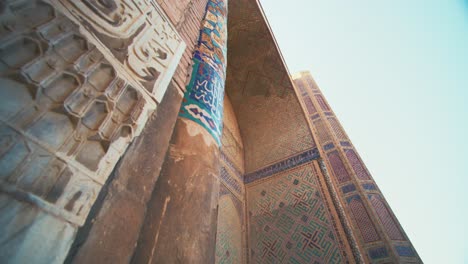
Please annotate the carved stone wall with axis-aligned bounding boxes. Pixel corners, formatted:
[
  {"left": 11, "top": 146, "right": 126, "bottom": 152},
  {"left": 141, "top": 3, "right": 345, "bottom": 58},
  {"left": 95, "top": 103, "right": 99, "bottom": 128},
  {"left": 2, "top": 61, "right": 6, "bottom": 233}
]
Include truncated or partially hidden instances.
[{"left": 0, "top": 0, "right": 184, "bottom": 262}]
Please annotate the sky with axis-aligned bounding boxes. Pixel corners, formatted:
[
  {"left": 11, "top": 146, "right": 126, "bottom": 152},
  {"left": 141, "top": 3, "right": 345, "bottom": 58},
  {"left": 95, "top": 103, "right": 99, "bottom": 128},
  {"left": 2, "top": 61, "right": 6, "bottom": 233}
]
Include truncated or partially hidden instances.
[{"left": 260, "top": 0, "right": 468, "bottom": 263}]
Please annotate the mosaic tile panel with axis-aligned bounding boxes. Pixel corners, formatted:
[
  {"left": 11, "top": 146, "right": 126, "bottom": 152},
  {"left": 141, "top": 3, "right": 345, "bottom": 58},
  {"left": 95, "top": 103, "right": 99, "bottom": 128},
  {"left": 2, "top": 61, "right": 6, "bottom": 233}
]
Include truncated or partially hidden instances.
[
  {"left": 341, "top": 184, "right": 356, "bottom": 194},
  {"left": 327, "top": 151, "right": 351, "bottom": 183},
  {"left": 324, "top": 143, "right": 335, "bottom": 151},
  {"left": 220, "top": 166, "right": 243, "bottom": 196},
  {"left": 328, "top": 117, "right": 347, "bottom": 141},
  {"left": 369, "top": 194, "right": 404, "bottom": 240},
  {"left": 346, "top": 195, "right": 380, "bottom": 243},
  {"left": 179, "top": 0, "right": 228, "bottom": 144},
  {"left": 216, "top": 184, "right": 243, "bottom": 264},
  {"left": 246, "top": 163, "right": 346, "bottom": 264},
  {"left": 362, "top": 183, "right": 377, "bottom": 191},
  {"left": 244, "top": 148, "right": 320, "bottom": 184},
  {"left": 395, "top": 245, "right": 416, "bottom": 257},
  {"left": 344, "top": 149, "right": 371, "bottom": 180},
  {"left": 303, "top": 96, "right": 317, "bottom": 115},
  {"left": 368, "top": 247, "right": 389, "bottom": 259},
  {"left": 340, "top": 141, "right": 351, "bottom": 147},
  {"left": 315, "top": 95, "right": 330, "bottom": 111}
]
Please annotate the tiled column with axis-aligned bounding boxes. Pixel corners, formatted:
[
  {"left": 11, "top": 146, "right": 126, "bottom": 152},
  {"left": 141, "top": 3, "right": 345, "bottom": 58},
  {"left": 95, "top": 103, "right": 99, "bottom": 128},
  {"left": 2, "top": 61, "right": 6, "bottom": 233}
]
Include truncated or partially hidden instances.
[
  {"left": 293, "top": 71, "right": 422, "bottom": 263},
  {"left": 132, "top": 1, "right": 228, "bottom": 263}
]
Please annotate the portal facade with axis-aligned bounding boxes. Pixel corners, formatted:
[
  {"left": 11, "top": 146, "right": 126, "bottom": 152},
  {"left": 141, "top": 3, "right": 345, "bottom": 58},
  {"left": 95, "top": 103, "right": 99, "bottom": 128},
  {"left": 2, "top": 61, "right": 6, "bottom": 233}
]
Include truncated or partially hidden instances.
[{"left": 0, "top": 0, "right": 421, "bottom": 263}]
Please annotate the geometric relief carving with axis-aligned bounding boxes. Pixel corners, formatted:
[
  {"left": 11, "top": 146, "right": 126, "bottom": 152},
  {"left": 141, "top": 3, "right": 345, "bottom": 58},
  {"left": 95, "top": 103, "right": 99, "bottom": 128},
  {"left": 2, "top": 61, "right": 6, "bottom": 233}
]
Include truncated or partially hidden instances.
[
  {"left": 246, "top": 164, "right": 346, "bottom": 263},
  {"left": 344, "top": 149, "right": 371, "bottom": 181},
  {"left": 346, "top": 195, "right": 380, "bottom": 243},
  {"left": 327, "top": 151, "right": 351, "bottom": 183},
  {"left": 0, "top": 0, "right": 154, "bottom": 227},
  {"left": 369, "top": 194, "right": 405, "bottom": 241},
  {"left": 58, "top": 0, "right": 186, "bottom": 101}
]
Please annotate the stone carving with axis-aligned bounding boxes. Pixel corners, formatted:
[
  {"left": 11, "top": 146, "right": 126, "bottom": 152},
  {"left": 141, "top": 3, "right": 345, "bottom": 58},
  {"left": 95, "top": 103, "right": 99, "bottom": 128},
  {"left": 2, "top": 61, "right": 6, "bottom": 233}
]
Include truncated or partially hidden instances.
[
  {"left": 0, "top": 0, "right": 183, "bottom": 262},
  {"left": 55, "top": 0, "right": 186, "bottom": 101},
  {"left": 0, "top": 0, "right": 154, "bottom": 225}
]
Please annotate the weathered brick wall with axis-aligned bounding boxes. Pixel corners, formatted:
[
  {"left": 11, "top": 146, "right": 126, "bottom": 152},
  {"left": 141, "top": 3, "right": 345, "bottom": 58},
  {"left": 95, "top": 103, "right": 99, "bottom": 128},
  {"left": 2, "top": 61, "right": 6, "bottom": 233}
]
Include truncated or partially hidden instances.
[
  {"left": 159, "top": 0, "right": 210, "bottom": 91},
  {"left": 67, "top": 0, "right": 212, "bottom": 263},
  {"left": 0, "top": 0, "right": 207, "bottom": 263}
]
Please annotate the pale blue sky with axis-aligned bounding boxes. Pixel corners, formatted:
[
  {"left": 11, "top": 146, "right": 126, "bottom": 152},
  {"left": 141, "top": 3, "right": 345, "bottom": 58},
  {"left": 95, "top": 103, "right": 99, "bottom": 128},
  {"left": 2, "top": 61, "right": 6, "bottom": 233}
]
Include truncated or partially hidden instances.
[{"left": 260, "top": 0, "right": 468, "bottom": 263}]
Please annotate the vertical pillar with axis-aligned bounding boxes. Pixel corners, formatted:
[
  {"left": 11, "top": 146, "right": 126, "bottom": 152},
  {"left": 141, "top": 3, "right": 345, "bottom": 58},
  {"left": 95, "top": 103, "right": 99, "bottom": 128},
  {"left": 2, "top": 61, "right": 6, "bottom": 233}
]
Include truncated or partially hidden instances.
[
  {"left": 132, "top": 1, "right": 228, "bottom": 263},
  {"left": 293, "top": 72, "right": 422, "bottom": 263}
]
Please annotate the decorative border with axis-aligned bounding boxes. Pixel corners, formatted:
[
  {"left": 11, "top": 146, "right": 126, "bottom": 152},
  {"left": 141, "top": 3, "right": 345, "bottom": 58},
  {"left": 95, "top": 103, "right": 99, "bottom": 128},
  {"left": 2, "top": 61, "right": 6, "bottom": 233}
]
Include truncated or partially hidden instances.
[
  {"left": 244, "top": 148, "right": 320, "bottom": 184},
  {"left": 220, "top": 151, "right": 243, "bottom": 181}
]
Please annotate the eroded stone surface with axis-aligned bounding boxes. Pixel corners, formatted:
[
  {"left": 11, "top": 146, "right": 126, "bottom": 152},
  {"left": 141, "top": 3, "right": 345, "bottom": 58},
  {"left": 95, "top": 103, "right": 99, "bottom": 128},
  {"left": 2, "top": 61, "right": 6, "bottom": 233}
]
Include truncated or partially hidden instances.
[{"left": 0, "top": 0, "right": 184, "bottom": 262}]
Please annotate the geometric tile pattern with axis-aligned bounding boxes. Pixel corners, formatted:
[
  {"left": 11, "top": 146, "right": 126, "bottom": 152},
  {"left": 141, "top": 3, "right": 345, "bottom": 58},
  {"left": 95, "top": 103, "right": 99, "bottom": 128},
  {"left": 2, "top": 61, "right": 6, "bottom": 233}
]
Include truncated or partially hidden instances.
[
  {"left": 346, "top": 195, "right": 380, "bottom": 243},
  {"left": 246, "top": 163, "right": 346, "bottom": 263},
  {"left": 216, "top": 184, "right": 243, "bottom": 264},
  {"left": 239, "top": 92, "right": 316, "bottom": 173},
  {"left": 313, "top": 119, "right": 332, "bottom": 144},
  {"left": 327, "top": 151, "right": 351, "bottom": 183},
  {"left": 368, "top": 194, "right": 405, "bottom": 241},
  {"left": 315, "top": 95, "right": 330, "bottom": 111},
  {"left": 328, "top": 118, "right": 347, "bottom": 141},
  {"left": 303, "top": 96, "right": 317, "bottom": 115},
  {"left": 344, "top": 149, "right": 371, "bottom": 181}
]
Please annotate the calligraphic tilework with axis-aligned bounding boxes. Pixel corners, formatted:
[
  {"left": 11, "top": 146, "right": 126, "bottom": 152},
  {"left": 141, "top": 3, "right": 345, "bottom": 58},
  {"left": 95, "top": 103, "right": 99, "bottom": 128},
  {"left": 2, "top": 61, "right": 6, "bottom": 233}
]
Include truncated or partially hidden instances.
[
  {"left": 216, "top": 184, "right": 243, "bottom": 264},
  {"left": 246, "top": 163, "right": 345, "bottom": 264},
  {"left": 344, "top": 149, "right": 371, "bottom": 181},
  {"left": 179, "top": 0, "right": 228, "bottom": 145},
  {"left": 244, "top": 148, "right": 320, "bottom": 184},
  {"left": 347, "top": 196, "right": 380, "bottom": 243},
  {"left": 369, "top": 195, "right": 404, "bottom": 240},
  {"left": 220, "top": 166, "right": 243, "bottom": 196}
]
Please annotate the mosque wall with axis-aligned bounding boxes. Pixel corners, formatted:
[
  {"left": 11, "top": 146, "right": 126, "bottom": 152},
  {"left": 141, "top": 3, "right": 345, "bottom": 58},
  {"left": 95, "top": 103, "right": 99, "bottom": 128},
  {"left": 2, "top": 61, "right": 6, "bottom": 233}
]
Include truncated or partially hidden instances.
[{"left": 245, "top": 161, "right": 350, "bottom": 263}]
